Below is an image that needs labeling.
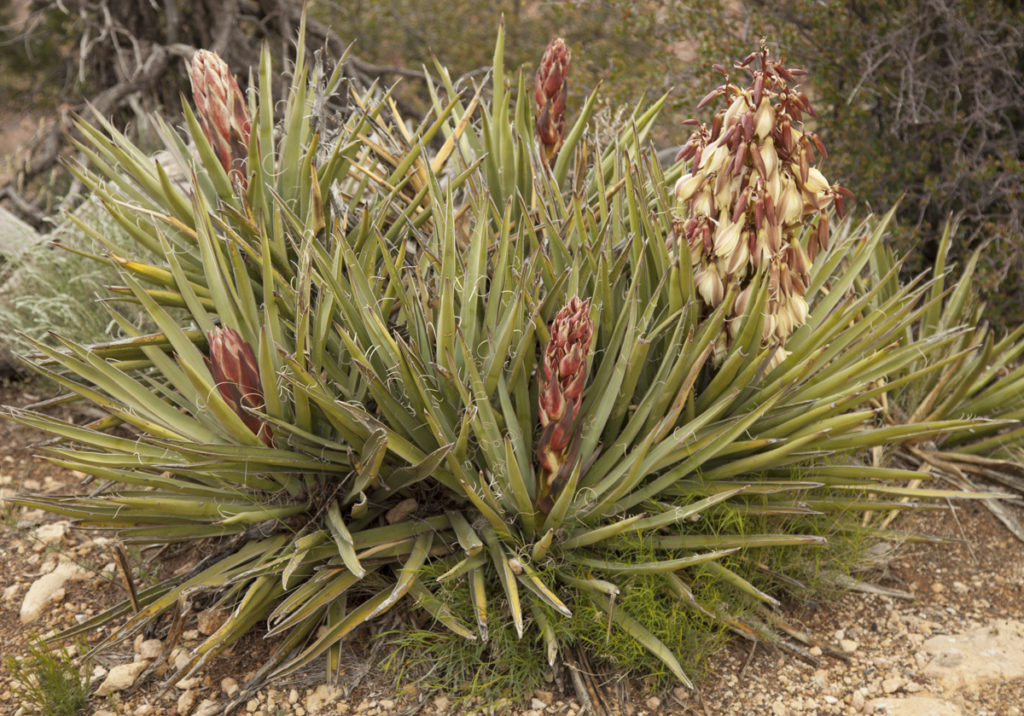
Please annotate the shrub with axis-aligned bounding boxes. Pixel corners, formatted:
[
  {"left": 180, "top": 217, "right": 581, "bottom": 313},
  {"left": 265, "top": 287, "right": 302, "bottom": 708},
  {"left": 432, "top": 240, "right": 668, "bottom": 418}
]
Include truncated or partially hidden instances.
[{"left": 3, "top": 20, "right": 1018, "bottom": 707}]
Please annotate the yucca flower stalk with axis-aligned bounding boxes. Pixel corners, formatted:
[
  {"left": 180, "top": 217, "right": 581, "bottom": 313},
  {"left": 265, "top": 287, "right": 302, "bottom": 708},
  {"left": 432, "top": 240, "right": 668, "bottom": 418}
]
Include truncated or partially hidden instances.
[
  {"left": 189, "top": 49, "right": 251, "bottom": 191},
  {"left": 536, "top": 297, "right": 592, "bottom": 515},
  {"left": 535, "top": 37, "right": 571, "bottom": 167},
  {"left": 207, "top": 326, "right": 272, "bottom": 446},
  {"left": 674, "top": 42, "right": 851, "bottom": 365}
]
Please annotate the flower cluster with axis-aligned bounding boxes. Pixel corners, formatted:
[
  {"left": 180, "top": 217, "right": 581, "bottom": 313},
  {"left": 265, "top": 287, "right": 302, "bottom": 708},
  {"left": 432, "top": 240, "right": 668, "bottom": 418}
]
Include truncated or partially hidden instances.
[
  {"left": 189, "top": 50, "right": 252, "bottom": 191},
  {"left": 535, "top": 37, "right": 571, "bottom": 167},
  {"left": 536, "top": 297, "right": 593, "bottom": 514},
  {"left": 673, "top": 44, "right": 850, "bottom": 364},
  {"left": 207, "top": 326, "right": 272, "bottom": 446}
]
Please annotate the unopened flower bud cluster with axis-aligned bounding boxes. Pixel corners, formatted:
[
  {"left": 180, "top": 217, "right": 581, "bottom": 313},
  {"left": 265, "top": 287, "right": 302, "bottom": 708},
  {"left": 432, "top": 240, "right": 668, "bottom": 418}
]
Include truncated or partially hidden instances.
[{"left": 672, "top": 46, "right": 849, "bottom": 364}]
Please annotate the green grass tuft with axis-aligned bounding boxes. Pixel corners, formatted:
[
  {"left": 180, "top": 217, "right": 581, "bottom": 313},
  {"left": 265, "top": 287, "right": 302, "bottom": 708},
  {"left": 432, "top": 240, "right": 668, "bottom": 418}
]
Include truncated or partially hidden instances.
[{"left": 5, "top": 636, "right": 91, "bottom": 716}]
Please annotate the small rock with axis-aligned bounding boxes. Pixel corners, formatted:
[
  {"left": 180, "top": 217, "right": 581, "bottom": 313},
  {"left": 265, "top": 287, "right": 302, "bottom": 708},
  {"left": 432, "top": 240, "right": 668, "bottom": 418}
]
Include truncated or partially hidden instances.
[
  {"left": 534, "top": 689, "right": 554, "bottom": 704},
  {"left": 852, "top": 690, "right": 865, "bottom": 710},
  {"left": 134, "top": 705, "right": 156, "bottom": 716},
  {"left": 305, "top": 684, "right": 332, "bottom": 712},
  {"left": 931, "top": 582, "right": 945, "bottom": 593},
  {"left": 34, "top": 521, "right": 69, "bottom": 547},
  {"left": 840, "top": 639, "right": 859, "bottom": 653},
  {"left": 19, "top": 561, "right": 88, "bottom": 623},
  {"left": 433, "top": 695, "right": 450, "bottom": 712},
  {"left": 137, "top": 638, "right": 163, "bottom": 660},
  {"left": 178, "top": 677, "right": 201, "bottom": 690},
  {"left": 809, "top": 646, "right": 823, "bottom": 656},
  {"left": 172, "top": 650, "right": 190, "bottom": 671},
  {"left": 94, "top": 660, "right": 149, "bottom": 696},
  {"left": 177, "top": 689, "right": 197, "bottom": 715},
  {"left": 882, "top": 676, "right": 902, "bottom": 693},
  {"left": 196, "top": 608, "right": 227, "bottom": 636},
  {"left": 771, "top": 702, "right": 789, "bottom": 716},
  {"left": 92, "top": 710, "right": 117, "bottom": 716},
  {"left": 2, "top": 583, "right": 20, "bottom": 604},
  {"left": 952, "top": 581, "right": 968, "bottom": 594},
  {"left": 221, "top": 676, "right": 239, "bottom": 697},
  {"left": 193, "top": 700, "right": 221, "bottom": 716},
  {"left": 646, "top": 696, "right": 662, "bottom": 710},
  {"left": 530, "top": 698, "right": 547, "bottom": 710},
  {"left": 289, "top": 688, "right": 300, "bottom": 704},
  {"left": 182, "top": 629, "right": 200, "bottom": 641}
]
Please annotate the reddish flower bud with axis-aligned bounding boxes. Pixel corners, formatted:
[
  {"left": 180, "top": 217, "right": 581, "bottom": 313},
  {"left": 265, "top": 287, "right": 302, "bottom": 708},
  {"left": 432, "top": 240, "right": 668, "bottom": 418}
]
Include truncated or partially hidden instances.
[
  {"left": 535, "top": 38, "right": 571, "bottom": 167},
  {"left": 189, "top": 50, "right": 251, "bottom": 191},
  {"left": 536, "top": 297, "right": 592, "bottom": 513},
  {"left": 207, "top": 327, "right": 271, "bottom": 446}
]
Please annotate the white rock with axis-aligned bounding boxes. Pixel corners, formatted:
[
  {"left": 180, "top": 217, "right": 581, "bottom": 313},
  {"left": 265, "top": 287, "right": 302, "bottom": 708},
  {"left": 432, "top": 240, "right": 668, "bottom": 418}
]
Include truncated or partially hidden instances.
[
  {"left": 92, "top": 710, "right": 118, "bottom": 716},
  {"left": 882, "top": 676, "right": 903, "bottom": 693},
  {"left": 840, "top": 638, "right": 859, "bottom": 653},
  {"left": 221, "top": 676, "right": 239, "bottom": 697},
  {"left": 3, "top": 583, "right": 20, "bottom": 604},
  {"left": 869, "top": 695, "right": 964, "bottom": 715},
  {"left": 19, "top": 561, "right": 89, "bottom": 623},
  {"left": 193, "top": 699, "right": 221, "bottom": 716},
  {"left": 304, "top": 683, "right": 333, "bottom": 712},
  {"left": 531, "top": 698, "right": 548, "bottom": 710},
  {"left": 173, "top": 650, "right": 191, "bottom": 671},
  {"left": 852, "top": 690, "right": 865, "bottom": 710},
  {"left": 34, "top": 521, "right": 69, "bottom": 547},
  {"left": 94, "top": 660, "right": 149, "bottom": 696},
  {"left": 137, "top": 638, "right": 163, "bottom": 660},
  {"left": 921, "top": 619, "right": 1024, "bottom": 690},
  {"left": 134, "top": 706, "right": 157, "bottom": 716}
]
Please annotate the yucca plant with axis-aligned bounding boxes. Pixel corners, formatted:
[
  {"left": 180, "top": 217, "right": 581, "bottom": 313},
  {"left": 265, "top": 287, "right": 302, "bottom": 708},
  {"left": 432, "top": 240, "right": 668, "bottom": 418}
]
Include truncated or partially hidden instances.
[
  {"left": 860, "top": 221, "right": 1024, "bottom": 540},
  {"left": 2, "top": 21, "right": 1013, "bottom": 709}
]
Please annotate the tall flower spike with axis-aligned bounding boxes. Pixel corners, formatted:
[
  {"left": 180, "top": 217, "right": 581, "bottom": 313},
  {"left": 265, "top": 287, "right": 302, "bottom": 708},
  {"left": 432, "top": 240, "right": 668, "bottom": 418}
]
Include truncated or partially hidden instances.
[
  {"left": 535, "top": 37, "right": 571, "bottom": 167},
  {"left": 672, "top": 42, "right": 850, "bottom": 367},
  {"left": 189, "top": 49, "right": 251, "bottom": 191},
  {"left": 207, "top": 327, "right": 272, "bottom": 446},
  {"left": 536, "top": 297, "right": 593, "bottom": 514}
]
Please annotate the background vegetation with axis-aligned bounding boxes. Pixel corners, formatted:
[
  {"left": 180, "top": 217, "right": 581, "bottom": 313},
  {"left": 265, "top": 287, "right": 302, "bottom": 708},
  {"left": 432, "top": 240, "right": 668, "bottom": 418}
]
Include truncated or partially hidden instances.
[{"left": 2, "top": 1, "right": 1021, "bottom": 346}]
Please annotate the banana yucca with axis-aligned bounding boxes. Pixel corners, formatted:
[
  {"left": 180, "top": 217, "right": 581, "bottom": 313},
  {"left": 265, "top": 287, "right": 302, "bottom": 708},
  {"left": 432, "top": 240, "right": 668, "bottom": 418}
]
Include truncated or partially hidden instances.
[
  {"left": 674, "top": 43, "right": 852, "bottom": 365},
  {"left": 3, "top": 23, "right": 1017, "bottom": 705}
]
